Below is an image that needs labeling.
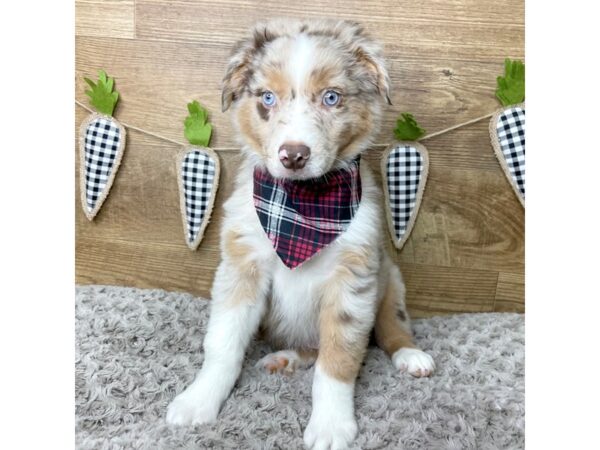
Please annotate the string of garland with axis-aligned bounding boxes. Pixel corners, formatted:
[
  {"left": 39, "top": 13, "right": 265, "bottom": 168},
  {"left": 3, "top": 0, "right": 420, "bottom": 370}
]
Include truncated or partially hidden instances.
[
  {"left": 75, "top": 99, "right": 497, "bottom": 150},
  {"left": 77, "top": 59, "right": 524, "bottom": 246}
]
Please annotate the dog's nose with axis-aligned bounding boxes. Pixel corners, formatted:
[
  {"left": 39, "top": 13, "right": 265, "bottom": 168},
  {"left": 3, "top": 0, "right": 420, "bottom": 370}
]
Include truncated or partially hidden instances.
[{"left": 278, "top": 142, "right": 311, "bottom": 170}]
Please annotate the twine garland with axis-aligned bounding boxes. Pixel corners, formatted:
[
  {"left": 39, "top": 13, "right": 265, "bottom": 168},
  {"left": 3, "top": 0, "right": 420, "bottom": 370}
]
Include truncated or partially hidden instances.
[
  {"left": 75, "top": 99, "right": 496, "bottom": 149},
  {"left": 75, "top": 99, "right": 503, "bottom": 248}
]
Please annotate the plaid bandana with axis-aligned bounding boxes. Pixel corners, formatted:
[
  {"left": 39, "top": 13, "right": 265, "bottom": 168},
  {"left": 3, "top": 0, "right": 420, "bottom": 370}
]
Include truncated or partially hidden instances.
[{"left": 253, "top": 159, "right": 362, "bottom": 269}]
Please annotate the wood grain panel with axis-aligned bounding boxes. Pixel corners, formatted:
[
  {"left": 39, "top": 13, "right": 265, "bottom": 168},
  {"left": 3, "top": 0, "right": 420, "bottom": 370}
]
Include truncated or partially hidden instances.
[
  {"left": 399, "top": 263, "right": 498, "bottom": 318},
  {"left": 135, "top": 0, "right": 523, "bottom": 60},
  {"left": 75, "top": 0, "right": 525, "bottom": 315},
  {"left": 75, "top": 36, "right": 231, "bottom": 148},
  {"left": 75, "top": 0, "right": 135, "bottom": 39},
  {"left": 402, "top": 164, "right": 524, "bottom": 273},
  {"left": 495, "top": 272, "right": 525, "bottom": 313},
  {"left": 76, "top": 237, "right": 218, "bottom": 295}
]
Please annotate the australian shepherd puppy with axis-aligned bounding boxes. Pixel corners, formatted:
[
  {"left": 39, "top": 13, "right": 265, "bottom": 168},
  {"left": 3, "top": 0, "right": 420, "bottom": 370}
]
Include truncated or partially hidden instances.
[{"left": 167, "top": 18, "right": 435, "bottom": 449}]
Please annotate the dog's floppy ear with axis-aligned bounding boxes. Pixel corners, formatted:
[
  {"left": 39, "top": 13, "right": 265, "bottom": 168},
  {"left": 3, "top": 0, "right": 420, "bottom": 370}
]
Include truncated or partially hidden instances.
[
  {"left": 349, "top": 26, "right": 392, "bottom": 105},
  {"left": 221, "top": 39, "right": 253, "bottom": 112},
  {"left": 221, "top": 24, "right": 276, "bottom": 112}
]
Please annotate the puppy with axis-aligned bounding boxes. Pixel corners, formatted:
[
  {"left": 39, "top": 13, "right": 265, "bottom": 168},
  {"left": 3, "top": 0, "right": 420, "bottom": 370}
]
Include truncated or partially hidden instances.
[{"left": 167, "top": 18, "right": 435, "bottom": 449}]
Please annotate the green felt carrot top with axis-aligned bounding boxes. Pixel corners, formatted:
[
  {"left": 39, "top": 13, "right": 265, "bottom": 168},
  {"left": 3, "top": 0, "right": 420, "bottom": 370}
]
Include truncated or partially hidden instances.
[
  {"left": 393, "top": 113, "right": 426, "bottom": 141},
  {"left": 184, "top": 100, "right": 212, "bottom": 147},
  {"left": 496, "top": 58, "right": 525, "bottom": 106},
  {"left": 84, "top": 70, "right": 119, "bottom": 117}
]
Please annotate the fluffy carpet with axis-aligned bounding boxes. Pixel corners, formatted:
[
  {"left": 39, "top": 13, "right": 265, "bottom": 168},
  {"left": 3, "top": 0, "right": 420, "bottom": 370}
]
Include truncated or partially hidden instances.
[{"left": 75, "top": 285, "right": 524, "bottom": 449}]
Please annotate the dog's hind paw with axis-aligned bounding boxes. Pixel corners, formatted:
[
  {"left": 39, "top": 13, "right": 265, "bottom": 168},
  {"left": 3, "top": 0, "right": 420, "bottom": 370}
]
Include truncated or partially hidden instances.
[
  {"left": 255, "top": 350, "right": 316, "bottom": 375},
  {"left": 392, "top": 348, "right": 435, "bottom": 377}
]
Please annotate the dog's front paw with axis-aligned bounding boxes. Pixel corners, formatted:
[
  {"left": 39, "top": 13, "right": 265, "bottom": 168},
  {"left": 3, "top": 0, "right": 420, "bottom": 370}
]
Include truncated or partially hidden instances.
[
  {"left": 166, "top": 383, "right": 220, "bottom": 426},
  {"left": 303, "top": 413, "right": 357, "bottom": 450},
  {"left": 392, "top": 348, "right": 435, "bottom": 377}
]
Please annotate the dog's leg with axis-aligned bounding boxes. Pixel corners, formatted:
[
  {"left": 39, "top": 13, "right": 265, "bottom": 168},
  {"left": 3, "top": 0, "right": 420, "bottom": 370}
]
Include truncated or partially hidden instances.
[
  {"left": 374, "top": 262, "right": 435, "bottom": 378},
  {"left": 304, "top": 255, "right": 377, "bottom": 450},
  {"left": 166, "top": 231, "right": 270, "bottom": 426}
]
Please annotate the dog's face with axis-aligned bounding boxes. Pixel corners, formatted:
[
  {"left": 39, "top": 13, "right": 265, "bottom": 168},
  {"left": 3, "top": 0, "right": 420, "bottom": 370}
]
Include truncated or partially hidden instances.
[{"left": 222, "top": 19, "right": 391, "bottom": 180}]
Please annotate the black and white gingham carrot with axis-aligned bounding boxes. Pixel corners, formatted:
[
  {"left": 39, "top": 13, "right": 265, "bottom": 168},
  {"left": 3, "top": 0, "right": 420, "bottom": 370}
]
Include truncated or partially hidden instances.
[
  {"left": 79, "top": 70, "right": 126, "bottom": 220},
  {"left": 176, "top": 101, "right": 220, "bottom": 250},
  {"left": 381, "top": 113, "right": 430, "bottom": 250},
  {"left": 489, "top": 59, "right": 525, "bottom": 207}
]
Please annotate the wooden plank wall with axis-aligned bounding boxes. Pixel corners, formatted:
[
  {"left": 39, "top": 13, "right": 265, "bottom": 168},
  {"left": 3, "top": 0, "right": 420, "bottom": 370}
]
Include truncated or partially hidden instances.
[{"left": 75, "top": 0, "right": 525, "bottom": 317}]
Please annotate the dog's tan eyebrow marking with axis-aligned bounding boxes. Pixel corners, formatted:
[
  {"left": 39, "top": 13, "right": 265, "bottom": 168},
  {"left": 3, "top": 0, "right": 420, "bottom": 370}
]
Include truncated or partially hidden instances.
[
  {"left": 307, "top": 66, "right": 346, "bottom": 102},
  {"left": 263, "top": 67, "right": 290, "bottom": 100},
  {"left": 309, "top": 67, "right": 334, "bottom": 89}
]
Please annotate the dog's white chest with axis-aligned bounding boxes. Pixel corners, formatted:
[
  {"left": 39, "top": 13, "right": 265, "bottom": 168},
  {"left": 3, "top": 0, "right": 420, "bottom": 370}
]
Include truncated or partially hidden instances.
[{"left": 266, "top": 259, "right": 327, "bottom": 349}]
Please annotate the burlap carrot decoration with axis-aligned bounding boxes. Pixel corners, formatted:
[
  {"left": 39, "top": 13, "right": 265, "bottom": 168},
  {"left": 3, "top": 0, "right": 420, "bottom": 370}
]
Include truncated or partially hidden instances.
[
  {"left": 381, "top": 113, "right": 430, "bottom": 250},
  {"left": 176, "top": 101, "right": 220, "bottom": 250},
  {"left": 79, "top": 70, "right": 127, "bottom": 220},
  {"left": 489, "top": 59, "right": 525, "bottom": 207}
]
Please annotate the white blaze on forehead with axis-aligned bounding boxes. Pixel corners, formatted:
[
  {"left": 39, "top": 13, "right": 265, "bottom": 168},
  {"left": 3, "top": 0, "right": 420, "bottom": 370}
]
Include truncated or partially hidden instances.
[
  {"left": 271, "top": 34, "right": 318, "bottom": 150},
  {"left": 288, "top": 34, "right": 317, "bottom": 92}
]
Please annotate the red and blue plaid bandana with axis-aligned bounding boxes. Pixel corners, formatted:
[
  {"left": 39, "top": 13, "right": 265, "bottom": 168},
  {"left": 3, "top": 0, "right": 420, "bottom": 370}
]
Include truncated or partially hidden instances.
[{"left": 253, "top": 159, "right": 362, "bottom": 269}]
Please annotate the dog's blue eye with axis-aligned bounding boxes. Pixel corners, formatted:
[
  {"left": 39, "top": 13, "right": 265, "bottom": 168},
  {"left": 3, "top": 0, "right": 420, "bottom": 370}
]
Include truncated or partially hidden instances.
[
  {"left": 262, "top": 91, "right": 276, "bottom": 107},
  {"left": 323, "top": 90, "right": 340, "bottom": 106}
]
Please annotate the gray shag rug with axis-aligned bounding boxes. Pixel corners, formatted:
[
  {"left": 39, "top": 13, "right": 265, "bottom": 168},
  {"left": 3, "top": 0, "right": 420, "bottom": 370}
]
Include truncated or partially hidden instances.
[{"left": 75, "top": 285, "right": 524, "bottom": 449}]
